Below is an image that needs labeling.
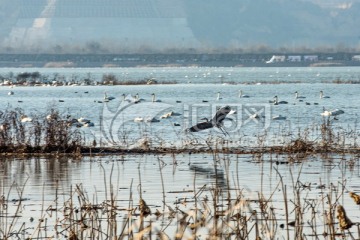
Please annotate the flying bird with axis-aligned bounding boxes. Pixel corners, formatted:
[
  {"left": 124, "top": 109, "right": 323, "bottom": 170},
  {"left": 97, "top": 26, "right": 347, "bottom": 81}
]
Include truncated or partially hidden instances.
[{"left": 187, "top": 105, "right": 232, "bottom": 136}]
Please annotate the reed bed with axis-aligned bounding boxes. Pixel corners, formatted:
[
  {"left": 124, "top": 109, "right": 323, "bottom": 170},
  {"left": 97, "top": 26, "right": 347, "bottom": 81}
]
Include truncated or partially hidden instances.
[
  {"left": 0, "top": 106, "right": 359, "bottom": 156},
  {"left": 0, "top": 108, "right": 82, "bottom": 155},
  {"left": 3, "top": 71, "right": 360, "bottom": 88},
  {"left": 1, "top": 152, "right": 360, "bottom": 239}
]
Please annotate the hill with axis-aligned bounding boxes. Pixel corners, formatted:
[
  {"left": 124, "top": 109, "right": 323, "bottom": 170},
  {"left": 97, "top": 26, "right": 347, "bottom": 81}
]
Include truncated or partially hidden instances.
[{"left": 0, "top": 0, "right": 359, "bottom": 53}]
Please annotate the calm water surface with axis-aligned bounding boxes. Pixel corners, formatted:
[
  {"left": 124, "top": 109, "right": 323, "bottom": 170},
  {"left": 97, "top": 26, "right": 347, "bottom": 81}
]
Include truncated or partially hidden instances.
[
  {"left": 0, "top": 68, "right": 359, "bottom": 147},
  {"left": 1, "top": 153, "right": 360, "bottom": 238},
  {"left": 0, "top": 67, "right": 360, "bottom": 238}
]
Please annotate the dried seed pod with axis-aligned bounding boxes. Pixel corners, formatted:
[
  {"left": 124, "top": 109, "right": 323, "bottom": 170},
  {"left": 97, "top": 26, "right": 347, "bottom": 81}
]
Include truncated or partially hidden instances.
[
  {"left": 139, "top": 198, "right": 151, "bottom": 217},
  {"left": 154, "top": 209, "right": 162, "bottom": 217},
  {"left": 336, "top": 205, "right": 353, "bottom": 230},
  {"left": 68, "top": 230, "right": 79, "bottom": 240},
  {"left": 350, "top": 192, "right": 360, "bottom": 205}
]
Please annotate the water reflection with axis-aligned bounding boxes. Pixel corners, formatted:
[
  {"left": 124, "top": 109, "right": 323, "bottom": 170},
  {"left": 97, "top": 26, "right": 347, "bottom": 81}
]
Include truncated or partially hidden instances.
[
  {"left": 189, "top": 163, "right": 227, "bottom": 189},
  {"left": 0, "top": 153, "right": 359, "bottom": 238}
]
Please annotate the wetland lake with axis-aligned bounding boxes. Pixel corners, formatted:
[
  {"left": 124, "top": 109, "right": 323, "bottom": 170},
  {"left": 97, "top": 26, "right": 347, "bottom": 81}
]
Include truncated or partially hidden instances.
[{"left": 0, "top": 66, "right": 360, "bottom": 239}]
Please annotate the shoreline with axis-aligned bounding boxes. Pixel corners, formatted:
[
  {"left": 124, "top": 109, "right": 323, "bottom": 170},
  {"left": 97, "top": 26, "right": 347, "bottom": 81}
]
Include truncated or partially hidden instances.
[
  {"left": 1, "top": 61, "right": 360, "bottom": 68},
  {"left": 1, "top": 145, "right": 359, "bottom": 158},
  {"left": 1, "top": 53, "right": 360, "bottom": 68}
]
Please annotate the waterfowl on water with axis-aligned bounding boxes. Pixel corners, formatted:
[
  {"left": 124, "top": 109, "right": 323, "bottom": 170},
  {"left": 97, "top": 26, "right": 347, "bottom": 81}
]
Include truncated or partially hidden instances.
[
  {"left": 121, "top": 93, "right": 131, "bottom": 103},
  {"left": 160, "top": 111, "right": 181, "bottom": 119},
  {"left": 104, "top": 92, "right": 115, "bottom": 101},
  {"left": 20, "top": 115, "right": 32, "bottom": 122},
  {"left": 151, "top": 93, "right": 162, "bottom": 102},
  {"left": 295, "top": 91, "right": 306, "bottom": 99},
  {"left": 272, "top": 115, "right": 287, "bottom": 120},
  {"left": 145, "top": 117, "right": 160, "bottom": 123},
  {"left": 134, "top": 93, "right": 145, "bottom": 103},
  {"left": 134, "top": 117, "right": 144, "bottom": 122},
  {"left": 273, "top": 96, "right": 288, "bottom": 105},
  {"left": 83, "top": 122, "right": 95, "bottom": 127},
  {"left": 239, "top": 90, "right": 250, "bottom": 98},
  {"left": 78, "top": 117, "right": 91, "bottom": 124},
  {"left": 321, "top": 108, "right": 344, "bottom": 117},
  {"left": 320, "top": 90, "right": 330, "bottom": 99}
]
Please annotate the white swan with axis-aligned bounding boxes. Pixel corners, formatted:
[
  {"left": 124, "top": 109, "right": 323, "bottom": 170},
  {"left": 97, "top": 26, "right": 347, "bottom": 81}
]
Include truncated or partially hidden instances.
[
  {"left": 134, "top": 117, "right": 144, "bottom": 122},
  {"left": 121, "top": 93, "right": 131, "bottom": 103},
  {"left": 144, "top": 117, "right": 160, "bottom": 123},
  {"left": 83, "top": 122, "right": 95, "bottom": 127},
  {"left": 160, "top": 112, "right": 172, "bottom": 119},
  {"left": 20, "top": 115, "right": 32, "bottom": 122},
  {"left": 239, "top": 90, "right": 250, "bottom": 98},
  {"left": 78, "top": 117, "right": 91, "bottom": 124},
  {"left": 104, "top": 92, "right": 115, "bottom": 101},
  {"left": 160, "top": 111, "right": 181, "bottom": 119},
  {"left": 273, "top": 96, "right": 288, "bottom": 105},
  {"left": 321, "top": 109, "right": 344, "bottom": 117},
  {"left": 151, "top": 93, "right": 162, "bottom": 102},
  {"left": 0, "top": 124, "right": 8, "bottom": 131},
  {"left": 272, "top": 115, "right": 286, "bottom": 120},
  {"left": 46, "top": 114, "right": 59, "bottom": 121},
  {"left": 295, "top": 91, "right": 306, "bottom": 99},
  {"left": 320, "top": 90, "right": 330, "bottom": 99},
  {"left": 67, "top": 119, "right": 82, "bottom": 127},
  {"left": 134, "top": 93, "right": 145, "bottom": 102}
]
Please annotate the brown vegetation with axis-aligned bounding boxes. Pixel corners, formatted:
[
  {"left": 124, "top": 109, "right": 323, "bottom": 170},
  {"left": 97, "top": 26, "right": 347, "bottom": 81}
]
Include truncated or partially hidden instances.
[
  {"left": 0, "top": 108, "right": 82, "bottom": 156},
  {"left": 0, "top": 107, "right": 359, "bottom": 158},
  {"left": 1, "top": 152, "right": 359, "bottom": 239}
]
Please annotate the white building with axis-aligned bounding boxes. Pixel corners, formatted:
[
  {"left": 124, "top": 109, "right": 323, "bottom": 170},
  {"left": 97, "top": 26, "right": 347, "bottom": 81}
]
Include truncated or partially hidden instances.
[
  {"left": 266, "top": 55, "right": 286, "bottom": 63},
  {"left": 352, "top": 55, "right": 360, "bottom": 61},
  {"left": 287, "top": 55, "right": 301, "bottom": 62},
  {"left": 304, "top": 55, "right": 318, "bottom": 61}
]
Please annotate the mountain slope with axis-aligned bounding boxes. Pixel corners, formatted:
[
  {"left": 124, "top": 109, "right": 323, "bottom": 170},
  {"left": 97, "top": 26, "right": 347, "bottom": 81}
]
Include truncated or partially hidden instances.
[
  {"left": 184, "top": 0, "right": 354, "bottom": 47},
  {"left": 0, "top": 0, "right": 359, "bottom": 52}
]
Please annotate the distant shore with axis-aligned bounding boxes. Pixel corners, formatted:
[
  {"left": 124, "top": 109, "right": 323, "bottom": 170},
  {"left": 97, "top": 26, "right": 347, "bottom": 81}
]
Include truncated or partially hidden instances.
[{"left": 1, "top": 53, "right": 360, "bottom": 68}]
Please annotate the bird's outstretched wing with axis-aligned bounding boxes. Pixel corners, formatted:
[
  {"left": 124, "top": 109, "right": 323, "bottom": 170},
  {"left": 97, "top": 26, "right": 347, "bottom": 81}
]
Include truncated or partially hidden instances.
[
  {"left": 188, "top": 121, "right": 214, "bottom": 132},
  {"left": 187, "top": 106, "right": 232, "bottom": 134},
  {"left": 212, "top": 106, "right": 231, "bottom": 126}
]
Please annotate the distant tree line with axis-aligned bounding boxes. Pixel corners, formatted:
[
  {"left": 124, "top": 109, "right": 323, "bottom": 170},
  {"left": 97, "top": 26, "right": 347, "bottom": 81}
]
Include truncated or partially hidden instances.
[{"left": 1, "top": 41, "right": 360, "bottom": 55}]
